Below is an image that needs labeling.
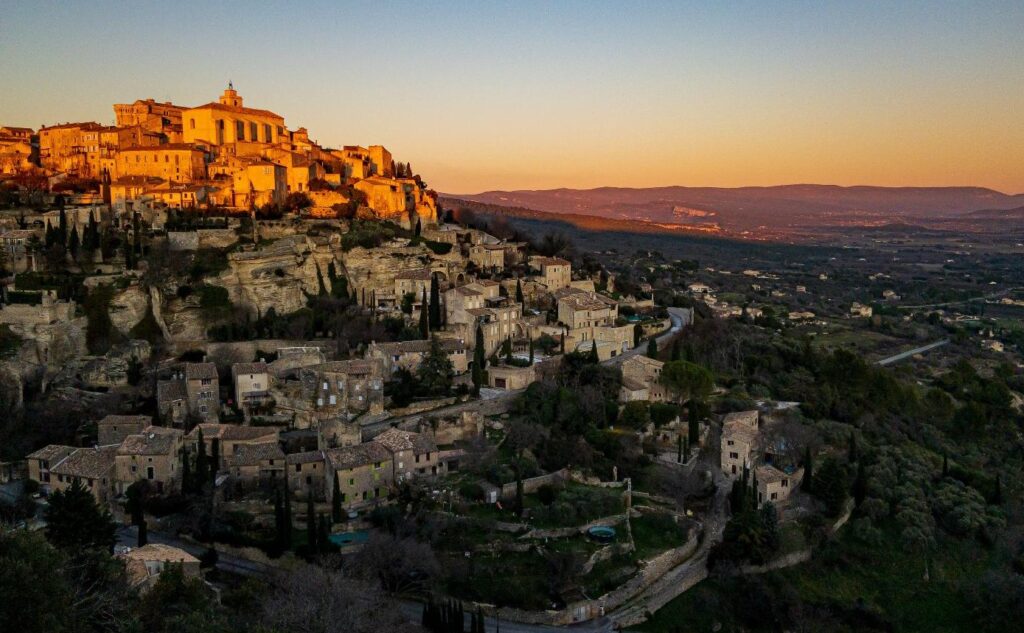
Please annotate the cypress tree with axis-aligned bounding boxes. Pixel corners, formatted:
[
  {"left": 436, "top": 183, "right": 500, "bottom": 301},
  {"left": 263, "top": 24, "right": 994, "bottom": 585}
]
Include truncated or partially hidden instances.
[
  {"left": 560, "top": 332, "right": 565, "bottom": 354},
  {"left": 282, "top": 483, "right": 293, "bottom": 549},
  {"left": 528, "top": 337, "right": 534, "bottom": 364},
  {"left": 138, "top": 517, "right": 148, "bottom": 546},
  {"left": 429, "top": 273, "right": 441, "bottom": 330},
  {"left": 688, "top": 401, "right": 700, "bottom": 445},
  {"left": 58, "top": 208, "right": 68, "bottom": 246},
  {"left": 803, "top": 447, "right": 814, "bottom": 494},
  {"left": 676, "top": 434, "right": 683, "bottom": 463},
  {"left": 306, "top": 489, "right": 317, "bottom": 552},
  {"left": 472, "top": 324, "right": 486, "bottom": 391},
  {"left": 415, "top": 218, "right": 422, "bottom": 236},
  {"left": 671, "top": 338, "right": 681, "bottom": 361},
  {"left": 515, "top": 278, "right": 524, "bottom": 304},
  {"left": 195, "top": 430, "right": 209, "bottom": 485},
  {"left": 941, "top": 452, "right": 948, "bottom": 477},
  {"left": 504, "top": 337, "right": 512, "bottom": 364},
  {"left": 646, "top": 336, "right": 658, "bottom": 358},
  {"left": 318, "top": 514, "right": 330, "bottom": 554},
  {"left": 210, "top": 438, "right": 220, "bottom": 482},
  {"left": 848, "top": 432, "right": 858, "bottom": 463},
  {"left": 419, "top": 288, "right": 430, "bottom": 339},
  {"left": 181, "top": 447, "right": 192, "bottom": 494},
  {"left": 589, "top": 340, "right": 599, "bottom": 363},
  {"left": 68, "top": 226, "right": 80, "bottom": 260},
  {"left": 332, "top": 475, "right": 342, "bottom": 522}
]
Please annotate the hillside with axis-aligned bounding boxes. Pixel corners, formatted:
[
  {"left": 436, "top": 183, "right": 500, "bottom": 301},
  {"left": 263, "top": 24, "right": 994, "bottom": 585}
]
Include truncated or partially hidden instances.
[{"left": 444, "top": 185, "right": 1024, "bottom": 237}]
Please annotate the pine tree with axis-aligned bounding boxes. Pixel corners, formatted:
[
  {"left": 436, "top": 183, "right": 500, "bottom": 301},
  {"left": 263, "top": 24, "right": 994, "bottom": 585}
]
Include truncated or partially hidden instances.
[
  {"left": 429, "top": 273, "right": 441, "bottom": 330},
  {"left": 332, "top": 476, "right": 342, "bottom": 522},
  {"left": 515, "top": 278, "right": 524, "bottom": 304},
  {"left": 419, "top": 288, "right": 430, "bottom": 339},
  {"left": 646, "top": 336, "right": 658, "bottom": 358}
]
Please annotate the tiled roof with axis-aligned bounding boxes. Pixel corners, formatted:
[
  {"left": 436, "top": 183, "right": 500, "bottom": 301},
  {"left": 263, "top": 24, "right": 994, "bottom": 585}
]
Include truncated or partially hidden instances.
[
  {"left": 231, "top": 441, "right": 284, "bottom": 466},
  {"left": 50, "top": 445, "right": 118, "bottom": 479},
  {"left": 756, "top": 465, "right": 792, "bottom": 484},
  {"left": 123, "top": 543, "right": 199, "bottom": 564},
  {"left": 232, "top": 362, "right": 268, "bottom": 376},
  {"left": 325, "top": 442, "right": 391, "bottom": 470},
  {"left": 623, "top": 356, "right": 663, "bottom": 370},
  {"left": 157, "top": 380, "right": 187, "bottom": 402},
  {"left": 188, "top": 423, "right": 278, "bottom": 442},
  {"left": 26, "top": 444, "right": 75, "bottom": 462},
  {"left": 185, "top": 363, "right": 218, "bottom": 381},
  {"left": 285, "top": 450, "right": 325, "bottom": 465},
  {"left": 373, "top": 429, "right": 436, "bottom": 455},
  {"left": 395, "top": 268, "right": 432, "bottom": 281},
  {"left": 99, "top": 414, "right": 152, "bottom": 427},
  {"left": 316, "top": 359, "right": 380, "bottom": 375},
  {"left": 117, "top": 427, "right": 182, "bottom": 456},
  {"left": 188, "top": 101, "right": 284, "bottom": 120},
  {"left": 373, "top": 339, "right": 465, "bottom": 354},
  {"left": 536, "top": 257, "right": 570, "bottom": 266}
]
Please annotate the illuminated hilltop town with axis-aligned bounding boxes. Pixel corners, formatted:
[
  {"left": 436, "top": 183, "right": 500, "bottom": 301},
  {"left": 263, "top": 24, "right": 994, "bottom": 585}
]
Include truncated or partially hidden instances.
[{"left": 1, "top": 83, "right": 437, "bottom": 225}]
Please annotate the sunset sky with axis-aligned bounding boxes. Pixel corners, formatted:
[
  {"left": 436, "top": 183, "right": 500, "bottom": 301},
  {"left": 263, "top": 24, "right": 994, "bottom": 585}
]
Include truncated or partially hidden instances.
[{"left": 2, "top": 1, "right": 1022, "bottom": 194}]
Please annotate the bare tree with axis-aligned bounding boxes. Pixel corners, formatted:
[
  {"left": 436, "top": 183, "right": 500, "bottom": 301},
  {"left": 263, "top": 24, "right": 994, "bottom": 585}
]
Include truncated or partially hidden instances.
[
  {"left": 261, "top": 564, "right": 420, "bottom": 633},
  {"left": 347, "top": 533, "right": 440, "bottom": 594}
]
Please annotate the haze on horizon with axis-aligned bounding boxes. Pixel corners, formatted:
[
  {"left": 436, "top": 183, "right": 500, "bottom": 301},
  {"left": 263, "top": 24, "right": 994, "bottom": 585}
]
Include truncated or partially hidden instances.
[{"left": 2, "top": 0, "right": 1022, "bottom": 195}]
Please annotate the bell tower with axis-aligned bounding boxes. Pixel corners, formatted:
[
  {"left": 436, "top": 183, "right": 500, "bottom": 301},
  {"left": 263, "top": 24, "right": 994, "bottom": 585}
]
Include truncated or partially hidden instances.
[{"left": 219, "top": 81, "right": 243, "bottom": 108}]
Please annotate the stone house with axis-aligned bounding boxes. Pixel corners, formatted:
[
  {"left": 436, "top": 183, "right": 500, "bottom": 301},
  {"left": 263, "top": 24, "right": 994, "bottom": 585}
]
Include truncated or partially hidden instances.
[
  {"left": 573, "top": 339, "right": 622, "bottom": 362},
  {"left": 366, "top": 338, "right": 469, "bottom": 376},
  {"left": 755, "top": 465, "right": 804, "bottom": 507},
  {"left": 619, "top": 356, "right": 668, "bottom": 403},
  {"left": 97, "top": 415, "right": 151, "bottom": 446},
  {"left": 326, "top": 442, "right": 393, "bottom": 509},
  {"left": 25, "top": 445, "right": 76, "bottom": 493},
  {"left": 231, "top": 362, "right": 271, "bottom": 411},
  {"left": 373, "top": 428, "right": 439, "bottom": 481},
  {"left": 468, "top": 244, "right": 506, "bottom": 271},
  {"left": 286, "top": 450, "right": 327, "bottom": 499},
  {"left": 187, "top": 423, "right": 279, "bottom": 471},
  {"left": 121, "top": 544, "right": 200, "bottom": 591},
  {"left": 720, "top": 410, "right": 760, "bottom": 477},
  {"left": 184, "top": 363, "right": 220, "bottom": 422},
  {"left": 48, "top": 445, "right": 119, "bottom": 504},
  {"left": 156, "top": 379, "right": 188, "bottom": 426},
  {"left": 115, "top": 426, "right": 184, "bottom": 495},
  {"left": 531, "top": 256, "right": 572, "bottom": 290},
  {"left": 302, "top": 359, "right": 384, "bottom": 416},
  {"left": 229, "top": 441, "right": 286, "bottom": 489},
  {"left": 487, "top": 363, "right": 536, "bottom": 390}
]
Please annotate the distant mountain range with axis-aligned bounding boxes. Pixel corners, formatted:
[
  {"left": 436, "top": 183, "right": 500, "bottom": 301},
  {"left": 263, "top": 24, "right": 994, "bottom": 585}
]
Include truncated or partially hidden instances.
[{"left": 442, "top": 185, "right": 1024, "bottom": 239}]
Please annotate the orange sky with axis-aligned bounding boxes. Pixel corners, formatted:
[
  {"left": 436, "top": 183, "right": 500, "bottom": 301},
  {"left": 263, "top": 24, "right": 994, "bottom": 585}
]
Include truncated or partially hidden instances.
[{"left": 2, "top": 2, "right": 1022, "bottom": 194}]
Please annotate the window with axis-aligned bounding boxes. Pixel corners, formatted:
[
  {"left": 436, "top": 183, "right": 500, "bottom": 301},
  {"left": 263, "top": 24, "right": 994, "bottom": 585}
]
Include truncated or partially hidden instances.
[
  {"left": 328, "top": 395, "right": 337, "bottom": 405},
  {"left": 236, "top": 121, "right": 245, "bottom": 140},
  {"left": 729, "top": 452, "right": 738, "bottom": 459},
  {"left": 250, "top": 122, "right": 258, "bottom": 141},
  {"left": 374, "top": 487, "right": 380, "bottom": 498},
  {"left": 348, "top": 478, "right": 354, "bottom": 486},
  {"left": 264, "top": 124, "right": 272, "bottom": 142},
  {"left": 771, "top": 492, "right": 778, "bottom": 500},
  {"left": 190, "top": 119, "right": 195, "bottom": 129}
]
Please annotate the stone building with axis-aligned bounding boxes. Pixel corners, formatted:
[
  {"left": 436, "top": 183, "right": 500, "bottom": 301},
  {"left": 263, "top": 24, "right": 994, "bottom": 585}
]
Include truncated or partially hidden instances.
[
  {"left": 366, "top": 338, "right": 469, "bottom": 376},
  {"left": 286, "top": 450, "right": 327, "bottom": 499},
  {"left": 25, "top": 445, "right": 76, "bottom": 493},
  {"left": 468, "top": 244, "right": 505, "bottom": 271},
  {"left": 114, "top": 144, "right": 207, "bottom": 183},
  {"left": 229, "top": 441, "right": 285, "bottom": 489},
  {"left": 182, "top": 84, "right": 286, "bottom": 148},
  {"left": 187, "top": 423, "right": 279, "bottom": 471},
  {"left": 184, "top": 362, "right": 220, "bottom": 422},
  {"left": 720, "top": 410, "right": 760, "bottom": 477},
  {"left": 326, "top": 442, "right": 393, "bottom": 509},
  {"left": 48, "top": 445, "right": 119, "bottom": 504},
  {"left": 115, "top": 426, "right": 185, "bottom": 495},
  {"left": 299, "top": 359, "right": 384, "bottom": 417},
  {"left": 487, "top": 363, "right": 536, "bottom": 390},
  {"left": 619, "top": 356, "right": 668, "bottom": 403},
  {"left": 231, "top": 362, "right": 271, "bottom": 412},
  {"left": 373, "top": 428, "right": 439, "bottom": 481},
  {"left": 755, "top": 465, "right": 804, "bottom": 507},
  {"left": 97, "top": 415, "right": 151, "bottom": 446},
  {"left": 121, "top": 544, "right": 200, "bottom": 591},
  {"left": 531, "top": 256, "right": 572, "bottom": 290}
]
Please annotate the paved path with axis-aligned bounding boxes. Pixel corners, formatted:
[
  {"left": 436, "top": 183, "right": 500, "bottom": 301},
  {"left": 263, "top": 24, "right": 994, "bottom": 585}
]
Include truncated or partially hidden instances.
[
  {"left": 606, "top": 476, "right": 731, "bottom": 629},
  {"left": 604, "top": 307, "right": 690, "bottom": 367},
  {"left": 876, "top": 339, "right": 949, "bottom": 366}
]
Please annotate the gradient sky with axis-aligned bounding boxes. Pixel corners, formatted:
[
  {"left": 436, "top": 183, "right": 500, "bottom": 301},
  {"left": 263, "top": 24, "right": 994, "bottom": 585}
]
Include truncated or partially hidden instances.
[{"left": 2, "top": 1, "right": 1023, "bottom": 194}]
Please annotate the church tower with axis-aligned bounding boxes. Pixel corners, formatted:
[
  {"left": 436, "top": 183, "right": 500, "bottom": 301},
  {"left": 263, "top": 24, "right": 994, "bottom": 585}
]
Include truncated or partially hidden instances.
[{"left": 219, "top": 81, "right": 243, "bottom": 108}]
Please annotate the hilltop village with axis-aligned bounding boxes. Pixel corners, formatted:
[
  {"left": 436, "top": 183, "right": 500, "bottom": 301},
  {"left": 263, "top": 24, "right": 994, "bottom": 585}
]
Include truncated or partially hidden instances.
[{"left": 1, "top": 87, "right": 1021, "bottom": 633}]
